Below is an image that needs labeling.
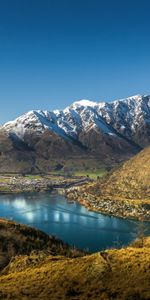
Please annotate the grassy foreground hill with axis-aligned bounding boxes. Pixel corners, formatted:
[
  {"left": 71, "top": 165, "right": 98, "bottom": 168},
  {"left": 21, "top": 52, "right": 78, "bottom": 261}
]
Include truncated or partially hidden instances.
[
  {"left": 0, "top": 219, "right": 150, "bottom": 299},
  {"left": 0, "top": 219, "right": 85, "bottom": 271},
  {"left": 93, "top": 146, "right": 150, "bottom": 200},
  {"left": 65, "top": 147, "right": 150, "bottom": 220}
]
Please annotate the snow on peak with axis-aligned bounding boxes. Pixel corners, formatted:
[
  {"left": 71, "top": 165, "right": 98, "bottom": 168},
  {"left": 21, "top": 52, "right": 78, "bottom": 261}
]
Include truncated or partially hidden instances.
[
  {"left": 2, "top": 93, "right": 150, "bottom": 147},
  {"left": 72, "top": 99, "right": 98, "bottom": 108},
  {"left": 111, "top": 94, "right": 142, "bottom": 104},
  {"left": 127, "top": 94, "right": 142, "bottom": 101}
]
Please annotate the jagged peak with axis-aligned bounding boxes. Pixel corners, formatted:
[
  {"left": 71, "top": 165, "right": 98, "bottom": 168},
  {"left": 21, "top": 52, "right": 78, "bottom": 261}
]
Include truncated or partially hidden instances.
[
  {"left": 112, "top": 94, "right": 150, "bottom": 104},
  {"left": 127, "top": 94, "right": 142, "bottom": 100},
  {"left": 2, "top": 92, "right": 150, "bottom": 148},
  {"left": 70, "top": 99, "right": 98, "bottom": 108}
]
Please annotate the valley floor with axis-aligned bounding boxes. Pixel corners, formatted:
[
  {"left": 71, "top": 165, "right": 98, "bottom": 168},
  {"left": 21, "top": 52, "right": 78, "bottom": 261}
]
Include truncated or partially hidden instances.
[{"left": 0, "top": 174, "right": 91, "bottom": 194}]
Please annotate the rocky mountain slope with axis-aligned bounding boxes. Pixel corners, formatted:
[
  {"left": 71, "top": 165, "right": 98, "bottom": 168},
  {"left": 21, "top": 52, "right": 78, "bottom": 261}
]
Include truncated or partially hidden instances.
[
  {"left": 98, "top": 94, "right": 150, "bottom": 147},
  {"left": 1, "top": 94, "right": 149, "bottom": 173},
  {"left": 0, "top": 219, "right": 150, "bottom": 300},
  {"left": 66, "top": 146, "right": 150, "bottom": 221},
  {"left": 3, "top": 94, "right": 150, "bottom": 147}
]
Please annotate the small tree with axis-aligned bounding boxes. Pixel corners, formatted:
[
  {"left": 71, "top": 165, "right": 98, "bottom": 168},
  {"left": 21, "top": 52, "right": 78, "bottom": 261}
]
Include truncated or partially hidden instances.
[
  {"left": 132, "top": 221, "right": 147, "bottom": 248},
  {"left": 137, "top": 221, "right": 147, "bottom": 247}
]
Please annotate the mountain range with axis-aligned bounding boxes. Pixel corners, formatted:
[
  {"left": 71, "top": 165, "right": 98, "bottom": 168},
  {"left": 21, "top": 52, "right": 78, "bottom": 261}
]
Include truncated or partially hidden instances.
[{"left": 0, "top": 94, "right": 150, "bottom": 173}]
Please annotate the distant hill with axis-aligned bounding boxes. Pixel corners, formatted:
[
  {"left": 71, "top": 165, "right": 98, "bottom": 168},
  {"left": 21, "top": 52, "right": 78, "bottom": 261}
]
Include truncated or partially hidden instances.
[
  {"left": 65, "top": 147, "right": 150, "bottom": 220},
  {"left": 88, "top": 146, "right": 150, "bottom": 200}
]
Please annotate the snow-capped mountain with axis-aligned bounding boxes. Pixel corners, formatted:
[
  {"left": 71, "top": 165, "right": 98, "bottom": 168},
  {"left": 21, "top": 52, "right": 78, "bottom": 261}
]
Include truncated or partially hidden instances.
[
  {"left": 3, "top": 94, "right": 150, "bottom": 146},
  {"left": 97, "top": 94, "right": 150, "bottom": 147},
  {"left": 3, "top": 99, "right": 116, "bottom": 140},
  {"left": 0, "top": 94, "right": 148, "bottom": 173}
]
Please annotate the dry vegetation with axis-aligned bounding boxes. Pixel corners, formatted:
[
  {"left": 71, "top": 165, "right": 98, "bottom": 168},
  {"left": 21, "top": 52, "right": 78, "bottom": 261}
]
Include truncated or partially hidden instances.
[
  {"left": 92, "top": 146, "right": 150, "bottom": 200},
  {"left": 66, "top": 147, "right": 150, "bottom": 221},
  {"left": 0, "top": 219, "right": 149, "bottom": 299},
  {"left": 0, "top": 219, "right": 85, "bottom": 272},
  {"left": 0, "top": 229, "right": 150, "bottom": 299}
]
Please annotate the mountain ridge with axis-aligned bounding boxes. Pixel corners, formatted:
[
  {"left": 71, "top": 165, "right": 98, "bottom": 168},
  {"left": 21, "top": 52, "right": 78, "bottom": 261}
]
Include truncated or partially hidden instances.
[
  {"left": 1, "top": 94, "right": 149, "bottom": 173},
  {"left": 3, "top": 94, "right": 150, "bottom": 146}
]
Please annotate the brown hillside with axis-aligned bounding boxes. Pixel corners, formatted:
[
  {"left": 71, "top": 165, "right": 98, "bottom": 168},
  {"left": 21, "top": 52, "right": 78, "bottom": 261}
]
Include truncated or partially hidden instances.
[
  {"left": 65, "top": 147, "right": 150, "bottom": 220},
  {"left": 0, "top": 126, "right": 140, "bottom": 173},
  {"left": 90, "top": 146, "right": 150, "bottom": 200},
  {"left": 0, "top": 219, "right": 84, "bottom": 271},
  {"left": 0, "top": 219, "right": 149, "bottom": 300},
  {"left": 0, "top": 237, "right": 150, "bottom": 300}
]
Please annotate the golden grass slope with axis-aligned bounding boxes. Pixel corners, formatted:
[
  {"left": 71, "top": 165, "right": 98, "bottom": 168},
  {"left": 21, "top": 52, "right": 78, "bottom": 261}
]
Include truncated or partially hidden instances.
[
  {"left": 0, "top": 218, "right": 85, "bottom": 271},
  {"left": 65, "top": 147, "right": 150, "bottom": 220},
  {"left": 90, "top": 146, "right": 150, "bottom": 200},
  {"left": 0, "top": 219, "right": 150, "bottom": 299},
  {"left": 0, "top": 237, "right": 150, "bottom": 300}
]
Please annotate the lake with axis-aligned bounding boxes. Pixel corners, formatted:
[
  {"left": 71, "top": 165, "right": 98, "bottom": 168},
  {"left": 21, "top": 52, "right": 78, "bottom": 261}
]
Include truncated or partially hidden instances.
[{"left": 0, "top": 192, "right": 150, "bottom": 252}]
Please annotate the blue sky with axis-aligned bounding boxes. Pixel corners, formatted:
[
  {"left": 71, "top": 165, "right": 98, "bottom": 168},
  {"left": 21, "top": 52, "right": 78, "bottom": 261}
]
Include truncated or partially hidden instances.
[{"left": 0, "top": 0, "right": 150, "bottom": 123}]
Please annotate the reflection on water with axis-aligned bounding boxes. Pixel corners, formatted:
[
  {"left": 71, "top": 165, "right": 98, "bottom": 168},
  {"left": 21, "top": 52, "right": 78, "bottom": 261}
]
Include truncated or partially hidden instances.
[{"left": 0, "top": 192, "right": 150, "bottom": 252}]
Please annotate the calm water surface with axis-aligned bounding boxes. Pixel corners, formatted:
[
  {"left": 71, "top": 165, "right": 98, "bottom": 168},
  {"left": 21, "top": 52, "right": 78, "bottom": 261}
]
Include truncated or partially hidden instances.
[{"left": 0, "top": 192, "right": 150, "bottom": 252}]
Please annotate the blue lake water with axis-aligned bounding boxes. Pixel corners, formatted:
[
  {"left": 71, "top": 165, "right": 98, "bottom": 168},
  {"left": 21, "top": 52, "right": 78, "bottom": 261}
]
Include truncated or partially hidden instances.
[{"left": 0, "top": 192, "right": 150, "bottom": 252}]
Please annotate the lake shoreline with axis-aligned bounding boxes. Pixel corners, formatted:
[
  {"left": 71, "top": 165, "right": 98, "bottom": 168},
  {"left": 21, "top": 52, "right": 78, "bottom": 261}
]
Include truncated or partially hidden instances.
[
  {"left": 1, "top": 191, "right": 149, "bottom": 253},
  {"left": 64, "top": 187, "right": 150, "bottom": 222},
  {"left": 0, "top": 173, "right": 149, "bottom": 223}
]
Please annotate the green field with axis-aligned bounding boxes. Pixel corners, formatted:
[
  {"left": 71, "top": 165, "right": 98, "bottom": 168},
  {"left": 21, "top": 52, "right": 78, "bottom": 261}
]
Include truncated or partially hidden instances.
[
  {"left": 25, "top": 174, "right": 43, "bottom": 180},
  {"left": 73, "top": 168, "right": 107, "bottom": 179},
  {"left": 47, "top": 167, "right": 107, "bottom": 179}
]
